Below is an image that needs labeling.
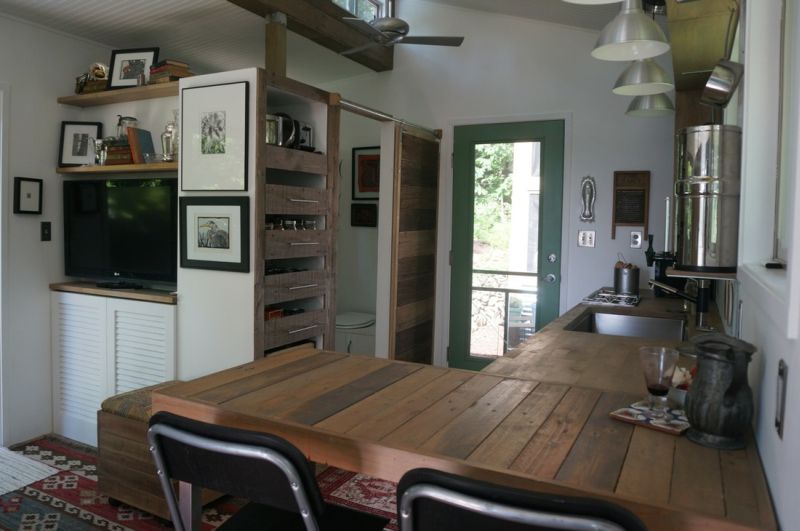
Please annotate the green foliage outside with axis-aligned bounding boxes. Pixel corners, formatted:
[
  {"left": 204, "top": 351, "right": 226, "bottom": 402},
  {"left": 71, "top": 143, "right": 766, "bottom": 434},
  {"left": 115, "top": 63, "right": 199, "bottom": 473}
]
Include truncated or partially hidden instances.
[{"left": 473, "top": 143, "right": 513, "bottom": 268}]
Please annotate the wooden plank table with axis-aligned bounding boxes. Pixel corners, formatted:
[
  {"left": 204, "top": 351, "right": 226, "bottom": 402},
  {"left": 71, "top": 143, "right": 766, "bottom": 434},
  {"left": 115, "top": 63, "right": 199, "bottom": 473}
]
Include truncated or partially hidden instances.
[{"left": 153, "top": 344, "right": 776, "bottom": 530}]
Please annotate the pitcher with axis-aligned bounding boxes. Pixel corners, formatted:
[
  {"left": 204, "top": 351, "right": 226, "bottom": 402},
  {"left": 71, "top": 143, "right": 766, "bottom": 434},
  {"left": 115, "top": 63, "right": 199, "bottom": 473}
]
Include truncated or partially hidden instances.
[{"left": 685, "top": 333, "right": 757, "bottom": 449}]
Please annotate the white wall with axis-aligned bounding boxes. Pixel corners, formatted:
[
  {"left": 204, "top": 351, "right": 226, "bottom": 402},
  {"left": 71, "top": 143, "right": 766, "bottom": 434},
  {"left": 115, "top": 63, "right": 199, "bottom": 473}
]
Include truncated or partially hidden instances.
[
  {"left": 319, "top": 0, "right": 675, "bottom": 363},
  {"left": 735, "top": 1, "right": 800, "bottom": 527},
  {"left": 336, "top": 113, "right": 380, "bottom": 315},
  {"left": 0, "top": 15, "right": 111, "bottom": 445}
]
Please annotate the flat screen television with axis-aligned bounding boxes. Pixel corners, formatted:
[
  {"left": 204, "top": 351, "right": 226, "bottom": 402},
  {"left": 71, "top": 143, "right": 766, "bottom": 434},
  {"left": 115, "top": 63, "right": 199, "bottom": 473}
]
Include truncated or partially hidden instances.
[{"left": 63, "top": 178, "right": 178, "bottom": 285}]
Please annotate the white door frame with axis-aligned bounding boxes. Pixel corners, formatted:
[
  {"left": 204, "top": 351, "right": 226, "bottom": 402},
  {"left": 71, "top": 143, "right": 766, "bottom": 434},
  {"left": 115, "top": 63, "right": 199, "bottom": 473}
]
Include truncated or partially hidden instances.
[
  {"left": 433, "top": 111, "right": 573, "bottom": 367},
  {"left": 0, "top": 83, "right": 10, "bottom": 444}
]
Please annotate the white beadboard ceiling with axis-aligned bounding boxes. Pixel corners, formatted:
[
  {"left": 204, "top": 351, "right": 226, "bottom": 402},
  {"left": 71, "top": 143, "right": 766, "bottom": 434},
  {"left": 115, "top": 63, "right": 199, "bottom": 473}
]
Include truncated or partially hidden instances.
[{"left": 0, "top": 0, "right": 616, "bottom": 84}]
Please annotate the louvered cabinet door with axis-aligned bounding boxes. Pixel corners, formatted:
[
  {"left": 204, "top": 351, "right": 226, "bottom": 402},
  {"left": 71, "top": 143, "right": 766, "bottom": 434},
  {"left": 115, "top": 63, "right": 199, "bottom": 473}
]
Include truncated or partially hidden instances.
[
  {"left": 107, "top": 299, "right": 176, "bottom": 394},
  {"left": 51, "top": 292, "right": 108, "bottom": 446}
]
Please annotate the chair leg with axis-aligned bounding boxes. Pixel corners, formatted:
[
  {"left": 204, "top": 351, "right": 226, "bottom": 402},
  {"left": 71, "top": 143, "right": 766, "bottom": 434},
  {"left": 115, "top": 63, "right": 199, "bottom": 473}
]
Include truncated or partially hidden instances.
[{"left": 179, "top": 481, "right": 202, "bottom": 531}]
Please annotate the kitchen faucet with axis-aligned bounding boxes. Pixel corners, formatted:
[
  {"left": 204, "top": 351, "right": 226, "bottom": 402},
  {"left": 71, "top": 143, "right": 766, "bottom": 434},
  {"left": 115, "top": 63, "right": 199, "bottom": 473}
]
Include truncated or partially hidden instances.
[{"left": 648, "top": 279, "right": 715, "bottom": 331}]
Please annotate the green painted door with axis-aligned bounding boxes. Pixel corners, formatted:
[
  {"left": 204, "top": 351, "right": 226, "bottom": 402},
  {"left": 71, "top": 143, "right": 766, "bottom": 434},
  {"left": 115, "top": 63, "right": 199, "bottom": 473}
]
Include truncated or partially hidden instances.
[{"left": 449, "top": 120, "right": 564, "bottom": 370}]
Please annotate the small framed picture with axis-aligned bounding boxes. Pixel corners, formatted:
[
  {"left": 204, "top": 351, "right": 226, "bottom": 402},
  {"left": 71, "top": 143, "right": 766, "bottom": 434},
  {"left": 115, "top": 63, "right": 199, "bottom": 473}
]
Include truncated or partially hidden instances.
[
  {"left": 107, "top": 47, "right": 159, "bottom": 89},
  {"left": 13, "top": 177, "right": 43, "bottom": 215},
  {"left": 352, "top": 146, "right": 380, "bottom": 200},
  {"left": 351, "top": 203, "right": 378, "bottom": 227},
  {"left": 180, "top": 196, "right": 250, "bottom": 272},
  {"left": 58, "top": 121, "right": 102, "bottom": 167},
  {"left": 181, "top": 82, "right": 249, "bottom": 191}
]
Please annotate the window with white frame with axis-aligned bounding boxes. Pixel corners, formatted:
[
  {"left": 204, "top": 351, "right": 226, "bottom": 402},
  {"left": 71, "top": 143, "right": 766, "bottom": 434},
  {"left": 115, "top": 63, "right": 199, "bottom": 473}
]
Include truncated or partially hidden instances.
[{"left": 332, "top": 0, "right": 392, "bottom": 21}]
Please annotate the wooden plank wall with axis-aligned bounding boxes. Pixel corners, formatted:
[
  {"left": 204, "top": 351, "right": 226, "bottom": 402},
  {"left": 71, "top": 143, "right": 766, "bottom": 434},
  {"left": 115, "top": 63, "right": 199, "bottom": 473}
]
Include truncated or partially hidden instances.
[{"left": 390, "top": 127, "right": 440, "bottom": 363}]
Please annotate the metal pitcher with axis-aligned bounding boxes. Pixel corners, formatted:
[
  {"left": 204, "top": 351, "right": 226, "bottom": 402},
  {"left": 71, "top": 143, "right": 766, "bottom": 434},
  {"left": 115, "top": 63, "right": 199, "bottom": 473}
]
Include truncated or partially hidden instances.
[{"left": 685, "top": 333, "right": 756, "bottom": 450}]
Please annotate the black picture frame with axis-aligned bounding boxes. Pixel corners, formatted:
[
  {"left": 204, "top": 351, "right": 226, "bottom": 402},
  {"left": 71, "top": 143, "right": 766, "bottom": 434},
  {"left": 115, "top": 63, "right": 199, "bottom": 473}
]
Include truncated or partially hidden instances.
[
  {"left": 351, "top": 203, "right": 378, "bottom": 227},
  {"left": 180, "top": 81, "right": 249, "bottom": 191},
  {"left": 58, "top": 121, "right": 102, "bottom": 167},
  {"left": 180, "top": 196, "right": 250, "bottom": 272},
  {"left": 13, "top": 177, "right": 43, "bottom": 215},
  {"left": 107, "top": 47, "right": 160, "bottom": 89},
  {"left": 352, "top": 146, "right": 380, "bottom": 200}
]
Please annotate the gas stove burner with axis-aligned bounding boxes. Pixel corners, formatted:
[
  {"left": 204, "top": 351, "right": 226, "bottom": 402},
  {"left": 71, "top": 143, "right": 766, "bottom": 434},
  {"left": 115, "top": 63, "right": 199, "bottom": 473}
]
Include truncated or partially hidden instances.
[{"left": 582, "top": 287, "right": 640, "bottom": 307}]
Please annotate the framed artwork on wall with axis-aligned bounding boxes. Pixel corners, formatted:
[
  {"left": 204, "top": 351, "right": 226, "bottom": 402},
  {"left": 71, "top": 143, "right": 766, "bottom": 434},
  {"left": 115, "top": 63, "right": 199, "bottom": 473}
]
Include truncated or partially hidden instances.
[
  {"left": 58, "top": 121, "right": 102, "bottom": 167},
  {"left": 352, "top": 146, "right": 380, "bottom": 200},
  {"left": 180, "top": 196, "right": 250, "bottom": 272},
  {"left": 351, "top": 203, "right": 378, "bottom": 227},
  {"left": 13, "top": 177, "right": 43, "bottom": 215},
  {"left": 181, "top": 81, "right": 249, "bottom": 191},
  {"left": 107, "top": 47, "right": 159, "bottom": 88}
]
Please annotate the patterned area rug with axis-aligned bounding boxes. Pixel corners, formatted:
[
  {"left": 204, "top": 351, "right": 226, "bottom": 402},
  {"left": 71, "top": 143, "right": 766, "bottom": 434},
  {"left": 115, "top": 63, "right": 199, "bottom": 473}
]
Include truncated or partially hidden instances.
[{"left": 0, "top": 436, "right": 398, "bottom": 530}]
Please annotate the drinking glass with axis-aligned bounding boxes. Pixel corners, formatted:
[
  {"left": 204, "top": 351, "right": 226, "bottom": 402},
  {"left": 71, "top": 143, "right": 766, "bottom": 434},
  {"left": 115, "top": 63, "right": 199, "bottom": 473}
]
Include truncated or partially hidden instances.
[{"left": 639, "top": 346, "right": 679, "bottom": 418}]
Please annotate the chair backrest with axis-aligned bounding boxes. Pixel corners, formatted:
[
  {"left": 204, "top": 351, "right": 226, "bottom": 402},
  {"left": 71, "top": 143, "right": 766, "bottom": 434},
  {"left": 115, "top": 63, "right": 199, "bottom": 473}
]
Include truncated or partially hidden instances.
[
  {"left": 397, "top": 468, "right": 647, "bottom": 531},
  {"left": 147, "top": 411, "right": 325, "bottom": 531}
]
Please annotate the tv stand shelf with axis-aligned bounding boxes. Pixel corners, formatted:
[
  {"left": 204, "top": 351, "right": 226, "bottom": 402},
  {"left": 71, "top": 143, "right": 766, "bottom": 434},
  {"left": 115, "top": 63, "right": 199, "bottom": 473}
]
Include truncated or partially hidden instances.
[
  {"left": 50, "top": 282, "right": 176, "bottom": 305},
  {"left": 57, "top": 162, "right": 178, "bottom": 174}
]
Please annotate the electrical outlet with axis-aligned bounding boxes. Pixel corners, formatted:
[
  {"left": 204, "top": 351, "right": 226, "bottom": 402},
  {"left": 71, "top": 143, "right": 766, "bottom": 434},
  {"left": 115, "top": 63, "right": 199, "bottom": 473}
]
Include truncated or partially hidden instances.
[
  {"left": 41, "top": 221, "right": 51, "bottom": 242},
  {"left": 630, "top": 231, "right": 642, "bottom": 249},
  {"left": 578, "top": 230, "right": 595, "bottom": 248}
]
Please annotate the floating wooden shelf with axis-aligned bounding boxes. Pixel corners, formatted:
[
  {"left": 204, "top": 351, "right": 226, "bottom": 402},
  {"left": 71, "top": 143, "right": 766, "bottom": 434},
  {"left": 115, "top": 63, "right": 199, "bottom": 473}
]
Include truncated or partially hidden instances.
[
  {"left": 265, "top": 144, "right": 327, "bottom": 174},
  {"left": 666, "top": 267, "right": 737, "bottom": 281},
  {"left": 50, "top": 282, "right": 176, "bottom": 305},
  {"left": 57, "top": 162, "right": 178, "bottom": 174},
  {"left": 57, "top": 82, "right": 179, "bottom": 107}
]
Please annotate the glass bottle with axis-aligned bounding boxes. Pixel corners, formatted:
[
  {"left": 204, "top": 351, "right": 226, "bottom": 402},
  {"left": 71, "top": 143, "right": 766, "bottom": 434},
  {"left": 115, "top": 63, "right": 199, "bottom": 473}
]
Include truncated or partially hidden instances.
[{"left": 161, "top": 109, "right": 179, "bottom": 162}]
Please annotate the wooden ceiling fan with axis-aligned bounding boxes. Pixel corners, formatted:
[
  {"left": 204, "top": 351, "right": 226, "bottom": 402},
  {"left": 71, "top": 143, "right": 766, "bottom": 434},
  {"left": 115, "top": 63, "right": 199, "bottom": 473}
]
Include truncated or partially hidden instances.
[{"left": 340, "top": 16, "right": 464, "bottom": 55}]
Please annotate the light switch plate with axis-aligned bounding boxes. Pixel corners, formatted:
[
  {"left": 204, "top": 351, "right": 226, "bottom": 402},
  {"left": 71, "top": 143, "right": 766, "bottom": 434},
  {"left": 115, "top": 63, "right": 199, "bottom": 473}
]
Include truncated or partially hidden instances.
[
  {"left": 630, "top": 231, "right": 642, "bottom": 249},
  {"left": 578, "top": 230, "right": 595, "bottom": 248}
]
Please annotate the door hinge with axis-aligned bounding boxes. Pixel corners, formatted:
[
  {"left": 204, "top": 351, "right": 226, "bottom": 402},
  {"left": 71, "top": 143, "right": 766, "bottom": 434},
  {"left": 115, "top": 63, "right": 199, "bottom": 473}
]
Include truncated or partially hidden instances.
[
  {"left": 447, "top": 345, "right": 451, "bottom": 359},
  {"left": 450, "top": 152, "right": 454, "bottom": 169},
  {"left": 449, "top": 249, "right": 453, "bottom": 266}
]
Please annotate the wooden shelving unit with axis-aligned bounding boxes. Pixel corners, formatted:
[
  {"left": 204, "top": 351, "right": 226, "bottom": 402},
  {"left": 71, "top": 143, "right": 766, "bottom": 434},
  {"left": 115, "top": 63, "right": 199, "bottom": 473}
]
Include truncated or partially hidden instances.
[
  {"left": 265, "top": 144, "right": 327, "bottom": 174},
  {"left": 57, "top": 82, "right": 179, "bottom": 107},
  {"left": 57, "top": 162, "right": 178, "bottom": 174}
]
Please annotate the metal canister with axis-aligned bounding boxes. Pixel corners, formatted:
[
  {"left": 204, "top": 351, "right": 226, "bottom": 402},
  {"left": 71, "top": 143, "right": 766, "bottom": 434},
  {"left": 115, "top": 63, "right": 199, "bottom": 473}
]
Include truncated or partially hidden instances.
[{"left": 674, "top": 125, "right": 742, "bottom": 273}]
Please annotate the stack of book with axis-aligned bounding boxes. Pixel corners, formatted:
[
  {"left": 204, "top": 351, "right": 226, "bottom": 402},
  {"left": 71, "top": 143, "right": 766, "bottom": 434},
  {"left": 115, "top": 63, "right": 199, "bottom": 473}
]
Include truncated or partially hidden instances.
[{"left": 149, "top": 59, "right": 193, "bottom": 84}]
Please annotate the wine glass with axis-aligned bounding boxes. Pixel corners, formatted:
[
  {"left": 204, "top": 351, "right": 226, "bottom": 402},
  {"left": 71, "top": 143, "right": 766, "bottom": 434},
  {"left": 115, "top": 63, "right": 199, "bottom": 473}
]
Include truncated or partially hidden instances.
[{"left": 639, "top": 346, "right": 679, "bottom": 418}]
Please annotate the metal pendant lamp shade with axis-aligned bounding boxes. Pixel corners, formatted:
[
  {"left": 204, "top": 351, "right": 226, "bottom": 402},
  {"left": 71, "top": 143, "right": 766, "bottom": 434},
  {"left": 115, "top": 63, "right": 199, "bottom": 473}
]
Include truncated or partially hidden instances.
[
  {"left": 592, "top": 0, "right": 670, "bottom": 61},
  {"left": 613, "top": 59, "right": 674, "bottom": 95},
  {"left": 626, "top": 93, "right": 674, "bottom": 116}
]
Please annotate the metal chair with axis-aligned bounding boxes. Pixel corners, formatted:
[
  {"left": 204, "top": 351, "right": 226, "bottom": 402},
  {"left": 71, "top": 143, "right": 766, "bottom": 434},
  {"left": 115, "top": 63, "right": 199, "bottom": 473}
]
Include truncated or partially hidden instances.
[
  {"left": 148, "top": 411, "right": 389, "bottom": 531},
  {"left": 397, "top": 468, "right": 646, "bottom": 531}
]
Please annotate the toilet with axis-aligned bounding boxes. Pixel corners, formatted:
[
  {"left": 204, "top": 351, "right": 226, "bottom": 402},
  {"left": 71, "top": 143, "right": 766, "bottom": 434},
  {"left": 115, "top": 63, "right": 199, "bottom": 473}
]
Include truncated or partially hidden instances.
[{"left": 335, "top": 311, "right": 376, "bottom": 356}]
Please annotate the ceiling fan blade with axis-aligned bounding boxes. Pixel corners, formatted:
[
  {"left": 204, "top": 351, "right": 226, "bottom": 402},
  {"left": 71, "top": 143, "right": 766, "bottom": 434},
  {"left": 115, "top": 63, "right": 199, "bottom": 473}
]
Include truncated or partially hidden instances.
[
  {"left": 399, "top": 36, "right": 464, "bottom": 47},
  {"left": 340, "top": 41, "right": 381, "bottom": 56},
  {"left": 342, "top": 17, "right": 384, "bottom": 38}
]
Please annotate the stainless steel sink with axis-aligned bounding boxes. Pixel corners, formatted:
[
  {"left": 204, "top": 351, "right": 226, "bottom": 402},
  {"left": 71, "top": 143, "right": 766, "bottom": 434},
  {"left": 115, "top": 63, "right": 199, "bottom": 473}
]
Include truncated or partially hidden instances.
[{"left": 564, "top": 311, "right": 686, "bottom": 341}]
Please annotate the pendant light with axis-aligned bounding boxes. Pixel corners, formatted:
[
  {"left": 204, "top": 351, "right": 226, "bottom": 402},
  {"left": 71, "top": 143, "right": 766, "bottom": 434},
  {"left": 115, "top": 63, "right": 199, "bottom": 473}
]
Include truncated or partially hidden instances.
[
  {"left": 613, "top": 59, "right": 673, "bottom": 95},
  {"left": 626, "top": 93, "right": 674, "bottom": 117},
  {"left": 592, "top": 0, "right": 670, "bottom": 61}
]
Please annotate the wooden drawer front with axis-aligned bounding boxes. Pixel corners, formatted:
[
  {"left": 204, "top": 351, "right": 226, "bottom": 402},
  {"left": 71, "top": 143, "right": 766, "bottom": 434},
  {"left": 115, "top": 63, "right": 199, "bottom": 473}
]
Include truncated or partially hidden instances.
[
  {"left": 265, "top": 270, "right": 328, "bottom": 304},
  {"left": 265, "top": 310, "right": 327, "bottom": 350},
  {"left": 265, "top": 230, "right": 331, "bottom": 259},
  {"left": 266, "top": 184, "right": 328, "bottom": 216}
]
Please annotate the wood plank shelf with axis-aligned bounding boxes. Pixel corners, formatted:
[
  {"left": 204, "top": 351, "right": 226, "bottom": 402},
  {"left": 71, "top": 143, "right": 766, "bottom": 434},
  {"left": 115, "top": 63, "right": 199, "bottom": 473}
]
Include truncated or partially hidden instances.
[
  {"left": 265, "top": 144, "right": 327, "bottom": 174},
  {"left": 57, "top": 162, "right": 178, "bottom": 174},
  {"left": 50, "top": 282, "right": 176, "bottom": 305},
  {"left": 57, "top": 82, "right": 179, "bottom": 107}
]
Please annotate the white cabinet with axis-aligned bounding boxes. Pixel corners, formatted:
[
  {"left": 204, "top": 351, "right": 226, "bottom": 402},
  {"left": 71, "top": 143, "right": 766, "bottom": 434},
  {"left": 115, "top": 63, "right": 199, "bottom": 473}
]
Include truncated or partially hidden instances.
[{"left": 51, "top": 290, "right": 176, "bottom": 445}]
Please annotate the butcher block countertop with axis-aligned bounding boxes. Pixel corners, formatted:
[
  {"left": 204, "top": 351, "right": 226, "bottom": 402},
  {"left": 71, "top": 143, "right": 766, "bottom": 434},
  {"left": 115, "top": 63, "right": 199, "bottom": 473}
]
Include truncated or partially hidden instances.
[{"left": 153, "top": 293, "right": 776, "bottom": 530}]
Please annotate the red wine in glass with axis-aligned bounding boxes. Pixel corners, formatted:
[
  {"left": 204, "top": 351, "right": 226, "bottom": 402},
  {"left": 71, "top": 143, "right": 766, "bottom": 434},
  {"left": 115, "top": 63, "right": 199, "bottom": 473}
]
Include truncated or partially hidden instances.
[{"left": 647, "top": 384, "right": 670, "bottom": 397}]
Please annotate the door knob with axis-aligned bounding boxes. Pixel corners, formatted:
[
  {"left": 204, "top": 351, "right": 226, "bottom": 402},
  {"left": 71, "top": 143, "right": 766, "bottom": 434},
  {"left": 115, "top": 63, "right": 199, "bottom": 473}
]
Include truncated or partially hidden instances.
[{"left": 544, "top": 273, "right": 557, "bottom": 283}]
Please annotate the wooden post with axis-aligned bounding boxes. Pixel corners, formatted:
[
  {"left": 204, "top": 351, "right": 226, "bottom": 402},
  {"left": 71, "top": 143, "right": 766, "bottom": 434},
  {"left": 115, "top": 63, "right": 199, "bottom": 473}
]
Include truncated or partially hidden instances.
[{"left": 265, "top": 11, "right": 287, "bottom": 76}]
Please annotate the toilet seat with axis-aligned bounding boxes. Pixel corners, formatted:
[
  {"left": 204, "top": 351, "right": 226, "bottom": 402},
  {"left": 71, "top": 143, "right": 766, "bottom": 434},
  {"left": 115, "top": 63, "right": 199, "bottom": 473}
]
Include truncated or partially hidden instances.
[{"left": 336, "top": 311, "right": 376, "bottom": 330}]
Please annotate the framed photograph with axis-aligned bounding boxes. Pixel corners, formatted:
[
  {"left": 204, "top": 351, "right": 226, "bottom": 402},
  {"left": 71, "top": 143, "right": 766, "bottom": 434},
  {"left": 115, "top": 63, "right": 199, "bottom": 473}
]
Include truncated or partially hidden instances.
[
  {"left": 351, "top": 203, "right": 378, "bottom": 227},
  {"left": 181, "top": 82, "right": 249, "bottom": 191},
  {"left": 107, "top": 47, "right": 159, "bottom": 89},
  {"left": 180, "top": 196, "right": 250, "bottom": 272},
  {"left": 58, "top": 121, "right": 102, "bottom": 167},
  {"left": 13, "top": 177, "right": 43, "bottom": 215},
  {"left": 352, "top": 146, "right": 380, "bottom": 200}
]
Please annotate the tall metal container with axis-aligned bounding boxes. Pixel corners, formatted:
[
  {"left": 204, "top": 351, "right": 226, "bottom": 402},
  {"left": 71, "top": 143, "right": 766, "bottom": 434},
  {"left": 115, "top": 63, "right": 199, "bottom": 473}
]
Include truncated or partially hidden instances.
[{"left": 674, "top": 125, "right": 742, "bottom": 273}]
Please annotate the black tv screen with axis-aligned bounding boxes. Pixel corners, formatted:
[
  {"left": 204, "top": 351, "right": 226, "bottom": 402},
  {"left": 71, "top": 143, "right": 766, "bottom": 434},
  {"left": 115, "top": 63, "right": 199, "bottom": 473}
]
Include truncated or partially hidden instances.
[{"left": 63, "top": 178, "right": 178, "bottom": 283}]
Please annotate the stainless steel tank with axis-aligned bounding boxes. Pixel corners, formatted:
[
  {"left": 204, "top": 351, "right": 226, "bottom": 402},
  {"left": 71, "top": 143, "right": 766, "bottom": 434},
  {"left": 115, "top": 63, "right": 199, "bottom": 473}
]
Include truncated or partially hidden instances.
[{"left": 674, "top": 124, "right": 742, "bottom": 273}]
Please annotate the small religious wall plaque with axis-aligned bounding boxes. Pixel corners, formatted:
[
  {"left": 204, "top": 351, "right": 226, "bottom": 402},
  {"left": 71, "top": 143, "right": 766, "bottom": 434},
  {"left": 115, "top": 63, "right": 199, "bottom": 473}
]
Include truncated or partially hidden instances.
[{"left": 612, "top": 171, "right": 650, "bottom": 239}]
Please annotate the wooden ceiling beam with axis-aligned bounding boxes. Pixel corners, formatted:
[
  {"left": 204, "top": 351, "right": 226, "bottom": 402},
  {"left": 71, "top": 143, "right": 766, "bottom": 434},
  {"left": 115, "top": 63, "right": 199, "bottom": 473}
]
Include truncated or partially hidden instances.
[{"left": 228, "top": 0, "right": 394, "bottom": 72}]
